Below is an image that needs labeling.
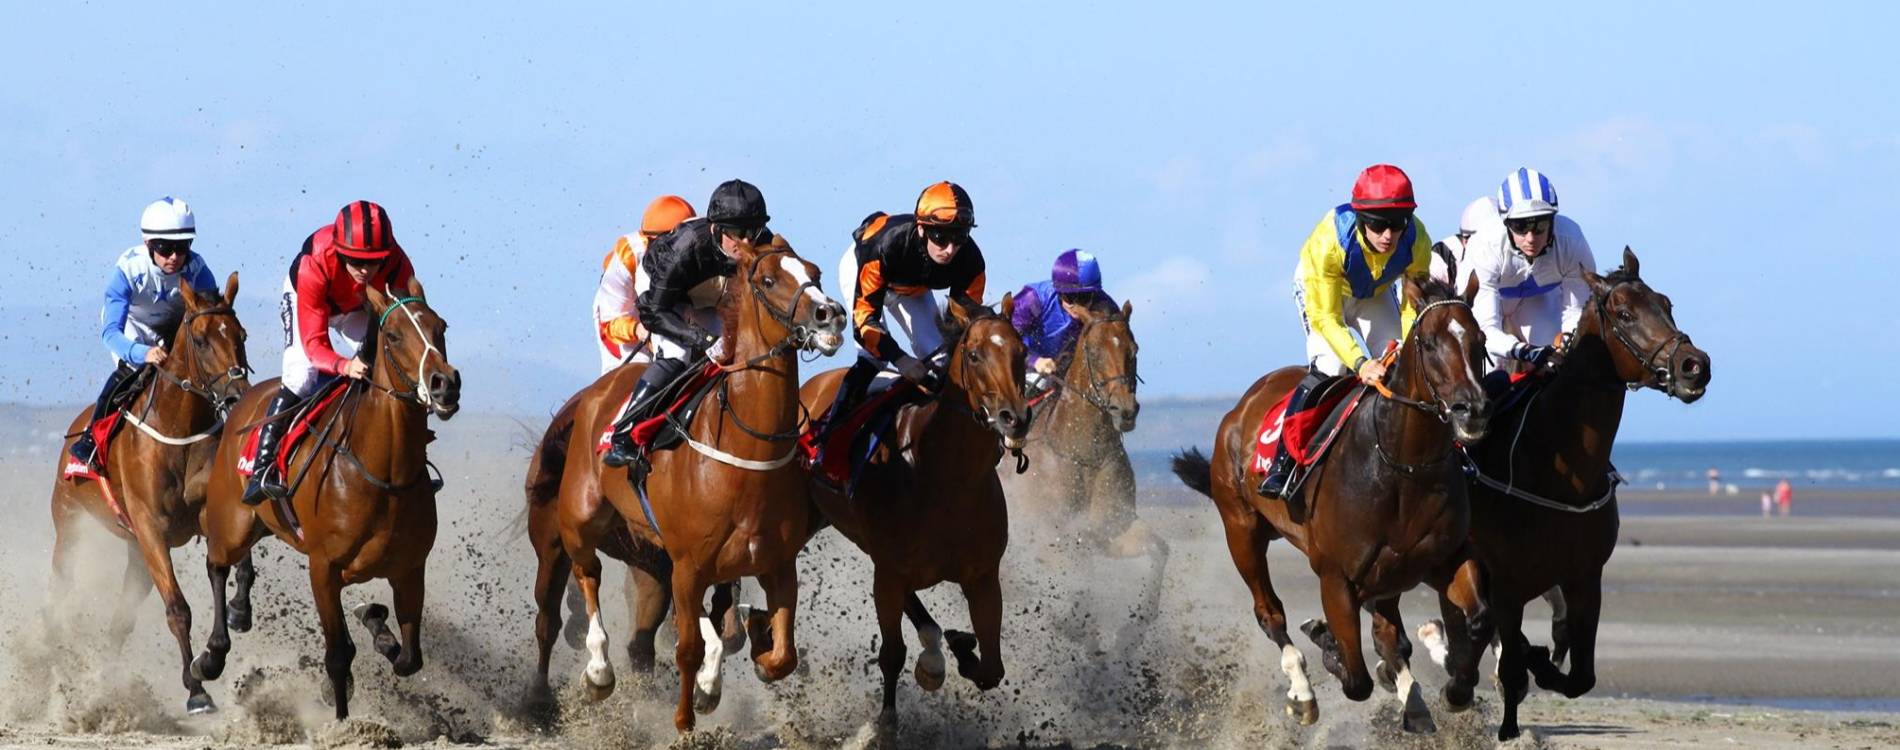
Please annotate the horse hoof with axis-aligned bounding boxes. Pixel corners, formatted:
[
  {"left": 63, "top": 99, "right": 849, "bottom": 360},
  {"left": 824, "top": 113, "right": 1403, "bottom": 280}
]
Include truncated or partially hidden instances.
[
  {"left": 1442, "top": 685, "right": 1475, "bottom": 712},
  {"left": 693, "top": 684, "right": 722, "bottom": 715},
  {"left": 186, "top": 693, "right": 217, "bottom": 716},
  {"left": 1402, "top": 709, "right": 1438, "bottom": 734},
  {"left": 191, "top": 652, "right": 226, "bottom": 682},
  {"left": 519, "top": 685, "right": 558, "bottom": 727},
  {"left": 1498, "top": 722, "right": 1521, "bottom": 742},
  {"left": 914, "top": 651, "right": 947, "bottom": 691},
  {"left": 1285, "top": 697, "right": 1318, "bottom": 726},
  {"left": 583, "top": 666, "right": 616, "bottom": 701},
  {"left": 944, "top": 629, "right": 980, "bottom": 679},
  {"left": 226, "top": 604, "right": 253, "bottom": 633}
]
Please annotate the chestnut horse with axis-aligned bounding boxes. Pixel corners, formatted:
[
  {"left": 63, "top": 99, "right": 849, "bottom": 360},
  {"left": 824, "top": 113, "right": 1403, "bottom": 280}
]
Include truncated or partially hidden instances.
[
  {"left": 524, "top": 236, "right": 845, "bottom": 732},
  {"left": 48, "top": 273, "right": 250, "bottom": 714},
  {"left": 796, "top": 296, "right": 1029, "bottom": 738},
  {"left": 1170, "top": 276, "right": 1491, "bottom": 733},
  {"left": 1421, "top": 247, "right": 1711, "bottom": 740},
  {"left": 193, "top": 279, "right": 461, "bottom": 720}
]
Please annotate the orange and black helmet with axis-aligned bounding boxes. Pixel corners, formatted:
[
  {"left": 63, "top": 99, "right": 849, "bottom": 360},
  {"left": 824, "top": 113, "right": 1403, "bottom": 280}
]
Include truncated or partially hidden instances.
[
  {"left": 915, "top": 181, "right": 975, "bottom": 228},
  {"left": 332, "top": 200, "right": 397, "bottom": 260}
]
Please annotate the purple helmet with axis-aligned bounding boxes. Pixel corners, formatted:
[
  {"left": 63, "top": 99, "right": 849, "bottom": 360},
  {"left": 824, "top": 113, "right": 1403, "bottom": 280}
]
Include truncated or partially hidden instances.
[{"left": 1051, "top": 249, "right": 1102, "bottom": 295}]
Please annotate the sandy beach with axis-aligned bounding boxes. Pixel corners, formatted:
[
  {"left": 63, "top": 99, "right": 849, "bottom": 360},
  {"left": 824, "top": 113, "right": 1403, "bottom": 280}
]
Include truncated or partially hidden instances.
[{"left": 0, "top": 408, "right": 1894, "bottom": 749}]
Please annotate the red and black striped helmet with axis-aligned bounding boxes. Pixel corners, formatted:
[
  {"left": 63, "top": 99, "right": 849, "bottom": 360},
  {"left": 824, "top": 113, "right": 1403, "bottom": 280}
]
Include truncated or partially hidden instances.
[{"left": 332, "top": 200, "right": 398, "bottom": 260}]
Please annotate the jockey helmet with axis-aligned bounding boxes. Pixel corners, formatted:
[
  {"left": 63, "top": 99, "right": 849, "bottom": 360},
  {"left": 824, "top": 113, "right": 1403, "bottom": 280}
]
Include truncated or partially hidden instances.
[
  {"left": 1459, "top": 195, "right": 1499, "bottom": 236},
  {"left": 915, "top": 181, "right": 976, "bottom": 228},
  {"left": 1349, "top": 164, "right": 1417, "bottom": 212},
  {"left": 1051, "top": 249, "right": 1103, "bottom": 295},
  {"left": 706, "top": 179, "right": 770, "bottom": 229},
  {"left": 1497, "top": 167, "right": 1559, "bottom": 220},
  {"left": 640, "top": 194, "right": 696, "bottom": 237},
  {"left": 332, "top": 200, "right": 398, "bottom": 260},
  {"left": 140, "top": 196, "right": 196, "bottom": 240}
]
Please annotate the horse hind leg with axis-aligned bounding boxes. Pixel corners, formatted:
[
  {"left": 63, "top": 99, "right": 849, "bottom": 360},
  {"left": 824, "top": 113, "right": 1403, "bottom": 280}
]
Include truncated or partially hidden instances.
[
  {"left": 226, "top": 555, "right": 256, "bottom": 632},
  {"left": 1421, "top": 555, "right": 1488, "bottom": 712},
  {"left": 524, "top": 540, "right": 570, "bottom": 722},
  {"left": 354, "top": 566, "right": 425, "bottom": 677},
  {"left": 309, "top": 562, "right": 357, "bottom": 720},
  {"left": 108, "top": 539, "right": 153, "bottom": 647},
  {"left": 1221, "top": 514, "right": 1315, "bottom": 724},
  {"left": 903, "top": 592, "right": 946, "bottom": 691},
  {"left": 1544, "top": 586, "right": 1572, "bottom": 668},
  {"left": 1371, "top": 597, "right": 1435, "bottom": 734},
  {"left": 709, "top": 580, "right": 747, "bottom": 657},
  {"left": 625, "top": 563, "right": 673, "bottom": 672},
  {"left": 571, "top": 550, "right": 616, "bottom": 701},
  {"left": 1491, "top": 599, "right": 1531, "bottom": 741},
  {"left": 871, "top": 572, "right": 909, "bottom": 737},
  {"left": 943, "top": 569, "right": 1004, "bottom": 691},
  {"left": 191, "top": 558, "right": 236, "bottom": 684}
]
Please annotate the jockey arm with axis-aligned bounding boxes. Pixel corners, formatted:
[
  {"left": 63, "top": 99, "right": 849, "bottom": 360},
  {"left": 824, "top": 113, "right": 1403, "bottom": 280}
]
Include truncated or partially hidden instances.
[
  {"left": 1297, "top": 218, "right": 1375, "bottom": 371},
  {"left": 99, "top": 264, "right": 147, "bottom": 363},
  {"left": 634, "top": 230, "right": 719, "bottom": 352},
  {"left": 597, "top": 236, "right": 644, "bottom": 348}
]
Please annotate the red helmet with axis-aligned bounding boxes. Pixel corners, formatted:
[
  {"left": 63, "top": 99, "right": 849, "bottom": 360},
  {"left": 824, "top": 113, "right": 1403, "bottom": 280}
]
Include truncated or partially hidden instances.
[
  {"left": 332, "top": 200, "right": 398, "bottom": 260},
  {"left": 1349, "top": 164, "right": 1417, "bottom": 212}
]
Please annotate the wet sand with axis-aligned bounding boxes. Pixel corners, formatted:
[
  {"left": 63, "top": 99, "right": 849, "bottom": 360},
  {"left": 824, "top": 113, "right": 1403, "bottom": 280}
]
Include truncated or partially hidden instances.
[{"left": 0, "top": 408, "right": 1895, "bottom": 748}]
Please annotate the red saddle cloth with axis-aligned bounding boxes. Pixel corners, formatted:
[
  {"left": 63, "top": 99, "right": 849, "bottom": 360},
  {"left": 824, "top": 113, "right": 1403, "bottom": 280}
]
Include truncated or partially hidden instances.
[
  {"left": 1251, "top": 384, "right": 1362, "bottom": 474},
  {"left": 797, "top": 381, "right": 921, "bottom": 487},
  {"left": 237, "top": 381, "right": 350, "bottom": 479},
  {"left": 61, "top": 412, "right": 126, "bottom": 482},
  {"left": 594, "top": 362, "right": 724, "bottom": 455}
]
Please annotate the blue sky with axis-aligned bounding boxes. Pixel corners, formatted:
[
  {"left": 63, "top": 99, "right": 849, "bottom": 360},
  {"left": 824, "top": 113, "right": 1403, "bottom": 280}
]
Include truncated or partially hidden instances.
[{"left": 1, "top": 2, "right": 1894, "bottom": 441}]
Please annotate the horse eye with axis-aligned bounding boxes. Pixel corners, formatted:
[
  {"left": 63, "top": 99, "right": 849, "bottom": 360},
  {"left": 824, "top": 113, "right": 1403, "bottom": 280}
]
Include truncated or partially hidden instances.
[
  {"left": 761, "top": 275, "right": 776, "bottom": 288},
  {"left": 1618, "top": 310, "right": 1635, "bottom": 322},
  {"left": 966, "top": 349, "right": 980, "bottom": 363}
]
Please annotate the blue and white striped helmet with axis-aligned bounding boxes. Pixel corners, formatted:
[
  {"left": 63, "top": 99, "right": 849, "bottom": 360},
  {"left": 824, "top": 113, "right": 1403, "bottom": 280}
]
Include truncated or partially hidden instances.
[{"left": 1496, "top": 167, "right": 1559, "bottom": 220}]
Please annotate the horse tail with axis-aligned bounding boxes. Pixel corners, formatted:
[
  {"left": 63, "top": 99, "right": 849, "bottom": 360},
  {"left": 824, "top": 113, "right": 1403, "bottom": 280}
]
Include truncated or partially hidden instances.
[
  {"left": 525, "top": 393, "right": 585, "bottom": 509},
  {"left": 1170, "top": 447, "right": 1214, "bottom": 498}
]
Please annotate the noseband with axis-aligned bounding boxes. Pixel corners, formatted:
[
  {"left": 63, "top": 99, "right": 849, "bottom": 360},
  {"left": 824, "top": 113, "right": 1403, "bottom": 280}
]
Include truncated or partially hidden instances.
[
  {"left": 1584, "top": 284, "right": 1692, "bottom": 396},
  {"left": 161, "top": 305, "right": 251, "bottom": 419},
  {"left": 369, "top": 296, "right": 448, "bottom": 409},
  {"left": 1377, "top": 298, "right": 1475, "bottom": 423}
]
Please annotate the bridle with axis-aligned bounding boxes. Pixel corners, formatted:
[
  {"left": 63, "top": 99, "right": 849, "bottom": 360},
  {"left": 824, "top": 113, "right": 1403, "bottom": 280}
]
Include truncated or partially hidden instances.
[
  {"left": 1043, "top": 314, "right": 1141, "bottom": 418},
  {"left": 1374, "top": 298, "right": 1476, "bottom": 422},
  {"left": 939, "top": 308, "right": 1032, "bottom": 473},
  {"left": 1579, "top": 279, "right": 1692, "bottom": 397},
  {"left": 156, "top": 304, "right": 251, "bottom": 420},
  {"left": 729, "top": 246, "right": 836, "bottom": 369},
  {"left": 366, "top": 295, "right": 449, "bottom": 410}
]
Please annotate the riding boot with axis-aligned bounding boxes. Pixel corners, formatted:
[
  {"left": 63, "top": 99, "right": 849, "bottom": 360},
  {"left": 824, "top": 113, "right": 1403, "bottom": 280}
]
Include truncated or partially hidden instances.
[
  {"left": 70, "top": 363, "right": 140, "bottom": 470},
  {"left": 1257, "top": 380, "right": 1315, "bottom": 499},
  {"left": 243, "top": 387, "right": 301, "bottom": 506},
  {"left": 815, "top": 356, "right": 880, "bottom": 446},
  {"left": 602, "top": 357, "right": 686, "bottom": 469}
]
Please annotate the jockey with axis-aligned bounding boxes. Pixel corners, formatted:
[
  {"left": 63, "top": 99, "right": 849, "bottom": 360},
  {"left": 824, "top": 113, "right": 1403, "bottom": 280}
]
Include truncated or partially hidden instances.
[
  {"left": 601, "top": 179, "right": 772, "bottom": 469},
  {"left": 1261, "top": 164, "right": 1434, "bottom": 499},
  {"left": 245, "top": 201, "right": 417, "bottom": 505},
  {"left": 593, "top": 195, "right": 697, "bottom": 373},
  {"left": 1464, "top": 168, "right": 1597, "bottom": 382},
  {"left": 1012, "top": 249, "right": 1116, "bottom": 394},
  {"left": 69, "top": 197, "right": 219, "bottom": 470},
  {"left": 1430, "top": 195, "right": 1499, "bottom": 287},
  {"left": 815, "top": 181, "right": 987, "bottom": 445}
]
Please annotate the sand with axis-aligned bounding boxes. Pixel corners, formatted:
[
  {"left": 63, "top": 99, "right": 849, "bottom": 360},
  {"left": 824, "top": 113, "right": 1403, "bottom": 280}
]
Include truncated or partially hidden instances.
[{"left": 0, "top": 407, "right": 1895, "bottom": 749}]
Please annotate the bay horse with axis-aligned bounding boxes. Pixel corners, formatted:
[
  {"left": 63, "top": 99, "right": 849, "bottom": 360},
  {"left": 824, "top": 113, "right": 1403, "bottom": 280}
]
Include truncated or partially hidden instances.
[
  {"left": 795, "top": 295, "right": 1028, "bottom": 739},
  {"left": 47, "top": 273, "right": 250, "bottom": 714},
  {"left": 193, "top": 278, "right": 461, "bottom": 720},
  {"left": 1423, "top": 247, "right": 1711, "bottom": 740},
  {"left": 1170, "top": 275, "right": 1491, "bottom": 733},
  {"left": 524, "top": 235, "right": 845, "bottom": 733}
]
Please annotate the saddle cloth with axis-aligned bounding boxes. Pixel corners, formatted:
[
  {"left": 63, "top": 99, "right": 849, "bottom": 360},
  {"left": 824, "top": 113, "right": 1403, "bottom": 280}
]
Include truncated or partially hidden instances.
[
  {"left": 237, "top": 379, "right": 350, "bottom": 478},
  {"left": 594, "top": 362, "right": 724, "bottom": 458},
  {"left": 1252, "top": 377, "right": 1365, "bottom": 474},
  {"left": 799, "top": 375, "right": 928, "bottom": 490}
]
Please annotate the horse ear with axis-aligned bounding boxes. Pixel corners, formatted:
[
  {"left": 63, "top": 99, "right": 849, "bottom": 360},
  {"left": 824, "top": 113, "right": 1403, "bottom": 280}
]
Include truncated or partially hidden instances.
[
  {"left": 222, "top": 271, "right": 239, "bottom": 305},
  {"left": 1401, "top": 276, "right": 1425, "bottom": 312},
  {"left": 1461, "top": 272, "right": 1479, "bottom": 306},
  {"left": 1121, "top": 300, "right": 1134, "bottom": 321},
  {"left": 945, "top": 295, "right": 974, "bottom": 329},
  {"left": 364, "top": 282, "right": 391, "bottom": 314},
  {"left": 999, "top": 291, "right": 1015, "bottom": 320},
  {"left": 1582, "top": 267, "right": 1611, "bottom": 298},
  {"left": 178, "top": 277, "right": 202, "bottom": 310},
  {"left": 405, "top": 276, "right": 426, "bottom": 300},
  {"left": 1621, "top": 246, "right": 1640, "bottom": 278}
]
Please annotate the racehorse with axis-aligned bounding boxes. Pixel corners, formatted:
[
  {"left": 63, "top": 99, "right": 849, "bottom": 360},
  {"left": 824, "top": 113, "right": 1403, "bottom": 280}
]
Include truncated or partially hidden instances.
[
  {"left": 1170, "top": 275, "right": 1491, "bottom": 733},
  {"left": 523, "top": 235, "right": 845, "bottom": 732},
  {"left": 48, "top": 273, "right": 250, "bottom": 714},
  {"left": 193, "top": 278, "right": 460, "bottom": 720},
  {"left": 1003, "top": 301, "right": 1168, "bottom": 649},
  {"left": 796, "top": 295, "right": 1028, "bottom": 738},
  {"left": 1422, "top": 247, "right": 1711, "bottom": 740}
]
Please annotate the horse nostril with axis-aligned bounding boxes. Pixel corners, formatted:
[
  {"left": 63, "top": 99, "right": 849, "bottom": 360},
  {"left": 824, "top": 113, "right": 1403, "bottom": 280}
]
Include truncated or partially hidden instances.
[
  {"left": 814, "top": 306, "right": 831, "bottom": 323},
  {"left": 1681, "top": 358, "right": 1703, "bottom": 376},
  {"left": 998, "top": 409, "right": 1018, "bottom": 426}
]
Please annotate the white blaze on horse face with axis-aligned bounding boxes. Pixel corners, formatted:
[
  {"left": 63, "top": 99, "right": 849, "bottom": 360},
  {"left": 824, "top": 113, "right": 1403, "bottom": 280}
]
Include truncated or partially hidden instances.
[
  {"left": 1281, "top": 643, "right": 1315, "bottom": 702},
  {"left": 696, "top": 616, "right": 724, "bottom": 698},
  {"left": 777, "top": 256, "right": 829, "bottom": 308},
  {"left": 584, "top": 613, "right": 614, "bottom": 688},
  {"left": 1444, "top": 318, "right": 1485, "bottom": 387},
  {"left": 989, "top": 334, "right": 1004, "bottom": 346}
]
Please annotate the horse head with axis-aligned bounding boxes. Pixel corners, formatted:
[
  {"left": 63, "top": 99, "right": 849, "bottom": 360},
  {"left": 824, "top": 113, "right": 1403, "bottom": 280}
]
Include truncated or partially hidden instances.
[
  {"left": 723, "top": 235, "right": 847, "bottom": 363},
  {"left": 365, "top": 278, "right": 461, "bottom": 420},
  {"left": 1578, "top": 247, "right": 1711, "bottom": 403},
  {"left": 174, "top": 271, "right": 252, "bottom": 417},
  {"left": 943, "top": 293, "right": 1031, "bottom": 450},
  {"left": 1069, "top": 300, "right": 1141, "bottom": 433},
  {"left": 1399, "top": 273, "right": 1490, "bottom": 444}
]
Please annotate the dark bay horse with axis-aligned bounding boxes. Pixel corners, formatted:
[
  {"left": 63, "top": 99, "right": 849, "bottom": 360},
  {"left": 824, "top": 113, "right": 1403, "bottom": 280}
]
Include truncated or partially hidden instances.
[
  {"left": 1423, "top": 247, "right": 1711, "bottom": 740},
  {"left": 796, "top": 296, "right": 1029, "bottom": 738},
  {"left": 524, "top": 235, "right": 845, "bottom": 732},
  {"left": 194, "top": 279, "right": 461, "bottom": 720},
  {"left": 1171, "top": 276, "right": 1491, "bottom": 733},
  {"left": 48, "top": 273, "right": 250, "bottom": 714}
]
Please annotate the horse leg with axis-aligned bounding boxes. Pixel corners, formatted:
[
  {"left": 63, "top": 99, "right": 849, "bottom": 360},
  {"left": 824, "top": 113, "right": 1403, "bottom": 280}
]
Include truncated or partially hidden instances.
[
  {"left": 1306, "top": 573, "right": 1372, "bottom": 701},
  {"left": 903, "top": 593, "right": 946, "bottom": 691},
  {"left": 309, "top": 562, "right": 357, "bottom": 720},
  {"left": 626, "top": 563, "right": 672, "bottom": 672},
  {"left": 108, "top": 539, "right": 153, "bottom": 647},
  {"left": 529, "top": 539, "right": 570, "bottom": 710},
  {"left": 1220, "top": 514, "right": 1314, "bottom": 723},
  {"left": 126, "top": 511, "right": 214, "bottom": 714},
  {"left": 562, "top": 584, "right": 587, "bottom": 650},
  {"left": 872, "top": 571, "right": 908, "bottom": 734},
  {"left": 1530, "top": 578, "right": 1600, "bottom": 698},
  {"left": 752, "top": 564, "right": 801, "bottom": 682},
  {"left": 1371, "top": 598, "right": 1434, "bottom": 734},
  {"left": 944, "top": 569, "right": 1004, "bottom": 690},
  {"left": 1543, "top": 587, "right": 1571, "bottom": 668},
  {"left": 669, "top": 565, "right": 711, "bottom": 732},
  {"left": 226, "top": 555, "right": 256, "bottom": 632},
  {"left": 1421, "top": 556, "right": 1488, "bottom": 712},
  {"left": 384, "top": 565, "right": 426, "bottom": 677},
  {"left": 1492, "top": 598, "right": 1531, "bottom": 741},
  {"left": 710, "top": 580, "right": 747, "bottom": 656},
  {"left": 570, "top": 549, "right": 615, "bottom": 700},
  {"left": 191, "top": 557, "right": 234, "bottom": 684}
]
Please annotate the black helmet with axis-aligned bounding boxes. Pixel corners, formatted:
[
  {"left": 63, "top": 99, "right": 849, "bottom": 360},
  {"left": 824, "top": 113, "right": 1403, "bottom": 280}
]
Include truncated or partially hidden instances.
[{"left": 706, "top": 179, "right": 770, "bottom": 229}]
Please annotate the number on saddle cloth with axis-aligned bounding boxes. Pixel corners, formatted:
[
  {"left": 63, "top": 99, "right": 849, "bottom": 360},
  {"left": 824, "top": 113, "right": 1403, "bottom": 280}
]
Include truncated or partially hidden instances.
[
  {"left": 236, "top": 379, "right": 349, "bottom": 479},
  {"left": 1252, "top": 375, "right": 1364, "bottom": 474}
]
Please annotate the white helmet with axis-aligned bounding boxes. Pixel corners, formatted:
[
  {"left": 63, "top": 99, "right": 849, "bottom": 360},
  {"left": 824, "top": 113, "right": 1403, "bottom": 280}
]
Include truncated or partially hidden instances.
[
  {"left": 1458, "top": 195, "right": 1499, "bottom": 236},
  {"left": 139, "top": 196, "right": 196, "bottom": 240},
  {"left": 1496, "top": 167, "right": 1558, "bottom": 220}
]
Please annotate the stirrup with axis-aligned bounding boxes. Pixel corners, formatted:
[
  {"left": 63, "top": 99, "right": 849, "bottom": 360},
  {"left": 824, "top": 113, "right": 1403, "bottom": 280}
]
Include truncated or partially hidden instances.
[{"left": 601, "top": 438, "right": 640, "bottom": 468}]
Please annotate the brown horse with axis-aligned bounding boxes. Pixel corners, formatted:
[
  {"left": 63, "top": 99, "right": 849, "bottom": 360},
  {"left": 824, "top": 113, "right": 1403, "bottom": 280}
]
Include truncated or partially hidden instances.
[
  {"left": 47, "top": 273, "right": 249, "bottom": 715},
  {"left": 1422, "top": 247, "right": 1711, "bottom": 740},
  {"left": 193, "top": 279, "right": 461, "bottom": 720},
  {"left": 1170, "top": 276, "right": 1491, "bottom": 733},
  {"left": 524, "top": 235, "right": 845, "bottom": 733},
  {"left": 796, "top": 296, "right": 1028, "bottom": 738}
]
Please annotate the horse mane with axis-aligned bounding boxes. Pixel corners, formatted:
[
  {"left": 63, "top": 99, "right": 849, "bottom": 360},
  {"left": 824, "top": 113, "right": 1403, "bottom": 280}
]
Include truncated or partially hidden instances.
[{"left": 1413, "top": 275, "right": 1461, "bottom": 305}]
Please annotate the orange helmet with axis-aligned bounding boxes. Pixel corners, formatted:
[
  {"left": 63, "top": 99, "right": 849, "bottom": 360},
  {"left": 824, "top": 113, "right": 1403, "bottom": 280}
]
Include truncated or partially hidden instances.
[
  {"left": 640, "top": 194, "right": 696, "bottom": 236},
  {"left": 915, "top": 181, "right": 975, "bottom": 228}
]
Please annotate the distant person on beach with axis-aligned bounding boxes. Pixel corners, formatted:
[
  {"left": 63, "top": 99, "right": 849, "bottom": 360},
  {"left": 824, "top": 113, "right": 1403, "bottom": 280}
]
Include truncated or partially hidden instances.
[
  {"left": 1708, "top": 467, "right": 1722, "bottom": 495},
  {"left": 1761, "top": 491, "right": 1773, "bottom": 518},
  {"left": 1776, "top": 478, "right": 1793, "bottom": 516}
]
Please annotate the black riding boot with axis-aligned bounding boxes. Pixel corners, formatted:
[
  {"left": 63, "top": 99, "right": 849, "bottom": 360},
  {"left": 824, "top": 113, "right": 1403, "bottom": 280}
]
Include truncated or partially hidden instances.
[
  {"left": 815, "top": 357, "right": 880, "bottom": 446},
  {"left": 1257, "top": 374, "right": 1322, "bottom": 499},
  {"left": 243, "top": 387, "right": 301, "bottom": 506},
  {"left": 602, "top": 357, "right": 687, "bottom": 468},
  {"left": 69, "top": 363, "right": 141, "bottom": 469}
]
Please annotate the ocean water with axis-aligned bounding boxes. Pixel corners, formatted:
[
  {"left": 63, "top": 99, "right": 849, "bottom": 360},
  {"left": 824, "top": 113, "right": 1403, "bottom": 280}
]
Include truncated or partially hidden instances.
[{"left": 1128, "top": 439, "right": 1900, "bottom": 496}]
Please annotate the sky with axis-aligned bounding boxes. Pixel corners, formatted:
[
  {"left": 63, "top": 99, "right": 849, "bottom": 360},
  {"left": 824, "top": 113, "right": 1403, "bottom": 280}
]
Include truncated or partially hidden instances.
[{"left": 1, "top": 2, "right": 1895, "bottom": 441}]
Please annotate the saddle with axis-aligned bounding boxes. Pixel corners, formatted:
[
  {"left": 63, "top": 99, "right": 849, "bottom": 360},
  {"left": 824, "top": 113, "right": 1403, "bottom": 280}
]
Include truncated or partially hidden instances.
[
  {"left": 61, "top": 367, "right": 154, "bottom": 483},
  {"left": 593, "top": 361, "right": 724, "bottom": 460},
  {"left": 237, "top": 378, "right": 350, "bottom": 480},
  {"left": 799, "top": 375, "right": 930, "bottom": 493},
  {"left": 1252, "top": 375, "right": 1366, "bottom": 475}
]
